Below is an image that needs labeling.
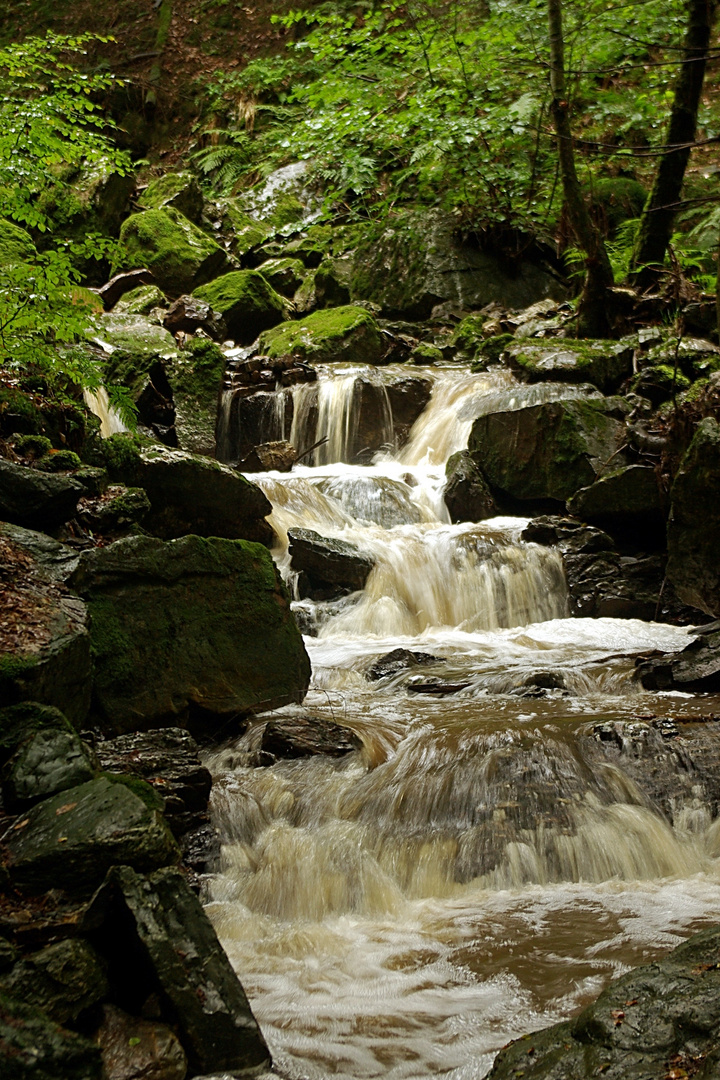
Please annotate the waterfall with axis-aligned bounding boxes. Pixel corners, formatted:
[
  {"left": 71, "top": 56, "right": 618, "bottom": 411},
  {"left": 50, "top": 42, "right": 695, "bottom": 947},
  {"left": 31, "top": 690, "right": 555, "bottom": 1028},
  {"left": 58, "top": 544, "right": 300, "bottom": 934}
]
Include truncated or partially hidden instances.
[{"left": 83, "top": 387, "right": 127, "bottom": 438}]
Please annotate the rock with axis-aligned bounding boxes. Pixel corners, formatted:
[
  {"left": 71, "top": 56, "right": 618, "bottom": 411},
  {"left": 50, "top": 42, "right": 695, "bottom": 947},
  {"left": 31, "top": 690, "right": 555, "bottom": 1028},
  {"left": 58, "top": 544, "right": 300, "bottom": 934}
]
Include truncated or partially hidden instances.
[
  {"left": 192, "top": 270, "right": 287, "bottom": 343},
  {"left": 162, "top": 294, "right": 226, "bottom": 339},
  {"left": 0, "top": 522, "right": 79, "bottom": 582},
  {"left": 69, "top": 534, "right": 310, "bottom": 732},
  {"left": 95, "top": 728, "right": 211, "bottom": 823},
  {"left": 486, "top": 926, "right": 720, "bottom": 1080},
  {"left": 260, "top": 717, "right": 361, "bottom": 759},
  {"left": 310, "top": 256, "right": 354, "bottom": 308},
  {"left": 0, "top": 701, "right": 77, "bottom": 760},
  {"left": 444, "top": 451, "right": 498, "bottom": 522},
  {"left": 2, "top": 726, "right": 95, "bottom": 811},
  {"left": 385, "top": 376, "right": 433, "bottom": 447},
  {"left": 288, "top": 528, "right": 375, "bottom": 594},
  {"left": 168, "top": 338, "right": 226, "bottom": 457},
  {"left": 0, "top": 990, "right": 103, "bottom": 1080},
  {"left": 567, "top": 464, "right": 666, "bottom": 540},
  {"left": 138, "top": 172, "right": 204, "bottom": 224},
  {"left": 0, "top": 939, "right": 108, "bottom": 1024},
  {"left": 89, "top": 866, "right": 271, "bottom": 1076},
  {"left": 112, "top": 208, "right": 230, "bottom": 297},
  {"left": 366, "top": 648, "right": 443, "bottom": 681},
  {"left": 468, "top": 398, "right": 628, "bottom": 506},
  {"left": 134, "top": 447, "right": 273, "bottom": 543},
  {"left": 349, "top": 209, "right": 565, "bottom": 318},
  {"left": 0, "top": 219, "right": 37, "bottom": 265},
  {"left": 667, "top": 417, "right": 720, "bottom": 616},
  {"left": 217, "top": 387, "right": 296, "bottom": 463},
  {"left": 95, "top": 1004, "right": 187, "bottom": 1080},
  {"left": 211, "top": 197, "right": 273, "bottom": 259},
  {"left": 114, "top": 284, "right": 168, "bottom": 317},
  {"left": 632, "top": 362, "right": 691, "bottom": 404},
  {"left": 98, "top": 269, "right": 157, "bottom": 311},
  {"left": 5, "top": 776, "right": 179, "bottom": 893},
  {"left": 407, "top": 677, "right": 471, "bottom": 695},
  {"left": 636, "top": 627, "right": 720, "bottom": 692},
  {"left": 505, "top": 338, "right": 634, "bottom": 394},
  {"left": 240, "top": 440, "right": 298, "bottom": 472},
  {"left": 258, "top": 305, "right": 384, "bottom": 365},
  {"left": 0, "top": 532, "right": 91, "bottom": 726},
  {"left": 255, "top": 256, "right": 306, "bottom": 297},
  {"left": 0, "top": 459, "right": 83, "bottom": 529},
  {"left": 316, "top": 473, "right": 426, "bottom": 528},
  {"left": 76, "top": 486, "right": 151, "bottom": 536}
]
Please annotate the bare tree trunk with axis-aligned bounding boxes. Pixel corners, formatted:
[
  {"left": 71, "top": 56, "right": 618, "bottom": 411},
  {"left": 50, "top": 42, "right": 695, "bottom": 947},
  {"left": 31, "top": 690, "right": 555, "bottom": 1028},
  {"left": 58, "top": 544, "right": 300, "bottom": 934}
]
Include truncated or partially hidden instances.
[
  {"left": 547, "top": 0, "right": 614, "bottom": 337},
  {"left": 630, "top": 0, "right": 718, "bottom": 288}
]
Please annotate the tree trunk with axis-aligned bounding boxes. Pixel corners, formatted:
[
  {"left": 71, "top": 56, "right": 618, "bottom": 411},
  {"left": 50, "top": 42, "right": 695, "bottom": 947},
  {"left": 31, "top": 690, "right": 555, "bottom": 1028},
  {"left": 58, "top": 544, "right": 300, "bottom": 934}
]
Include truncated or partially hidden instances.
[
  {"left": 547, "top": 0, "right": 614, "bottom": 337},
  {"left": 630, "top": 0, "right": 718, "bottom": 288}
]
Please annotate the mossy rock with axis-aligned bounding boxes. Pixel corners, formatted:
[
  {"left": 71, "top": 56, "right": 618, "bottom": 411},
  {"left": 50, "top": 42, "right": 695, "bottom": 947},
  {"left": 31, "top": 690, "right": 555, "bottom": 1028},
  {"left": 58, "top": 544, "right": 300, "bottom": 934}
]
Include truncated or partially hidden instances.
[
  {"left": 255, "top": 257, "right": 307, "bottom": 297},
  {"left": 0, "top": 939, "right": 108, "bottom": 1024},
  {"left": 12, "top": 434, "right": 52, "bottom": 461},
  {"left": 170, "top": 338, "right": 226, "bottom": 456},
  {"left": 259, "top": 305, "right": 384, "bottom": 365},
  {"left": 451, "top": 314, "right": 487, "bottom": 355},
  {"left": 192, "top": 270, "right": 287, "bottom": 343},
  {"left": 0, "top": 701, "right": 76, "bottom": 765},
  {"left": 214, "top": 198, "right": 273, "bottom": 258},
  {"left": 0, "top": 384, "right": 44, "bottom": 436},
  {"left": 410, "top": 343, "right": 443, "bottom": 365},
  {"left": 2, "top": 725, "right": 96, "bottom": 810},
  {"left": 138, "top": 171, "right": 204, "bottom": 224},
  {"left": 632, "top": 363, "right": 691, "bottom": 405},
  {"left": 114, "top": 284, "right": 168, "bottom": 316},
  {"left": 112, "top": 207, "right": 230, "bottom": 297},
  {"left": 93, "top": 433, "right": 143, "bottom": 481},
  {"left": 69, "top": 534, "right": 311, "bottom": 732},
  {"left": 280, "top": 224, "right": 335, "bottom": 267},
  {"left": 505, "top": 339, "right": 634, "bottom": 394},
  {"left": 667, "top": 416, "right": 720, "bottom": 616},
  {"left": 0, "top": 218, "right": 37, "bottom": 265},
  {"left": 0, "top": 989, "right": 103, "bottom": 1080},
  {"left": 567, "top": 464, "right": 666, "bottom": 538},
  {"left": 38, "top": 449, "right": 82, "bottom": 473},
  {"left": 36, "top": 158, "right": 135, "bottom": 241}
]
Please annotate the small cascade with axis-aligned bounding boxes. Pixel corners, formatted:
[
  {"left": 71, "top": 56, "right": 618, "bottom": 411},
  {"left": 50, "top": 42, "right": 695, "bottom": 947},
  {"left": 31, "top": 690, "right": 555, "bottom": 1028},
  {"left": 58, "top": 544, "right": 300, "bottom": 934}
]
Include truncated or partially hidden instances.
[{"left": 83, "top": 387, "right": 127, "bottom": 438}]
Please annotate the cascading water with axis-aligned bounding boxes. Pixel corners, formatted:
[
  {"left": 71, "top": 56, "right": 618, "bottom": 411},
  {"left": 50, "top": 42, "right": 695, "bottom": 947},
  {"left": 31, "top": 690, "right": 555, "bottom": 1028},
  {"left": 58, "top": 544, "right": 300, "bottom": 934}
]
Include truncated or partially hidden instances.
[{"left": 204, "top": 362, "right": 720, "bottom": 1080}]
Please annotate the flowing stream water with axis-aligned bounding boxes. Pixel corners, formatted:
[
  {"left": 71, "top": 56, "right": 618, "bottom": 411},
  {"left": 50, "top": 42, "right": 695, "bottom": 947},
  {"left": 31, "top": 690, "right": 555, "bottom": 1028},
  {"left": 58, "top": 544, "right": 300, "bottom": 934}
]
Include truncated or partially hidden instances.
[{"left": 204, "top": 363, "right": 720, "bottom": 1080}]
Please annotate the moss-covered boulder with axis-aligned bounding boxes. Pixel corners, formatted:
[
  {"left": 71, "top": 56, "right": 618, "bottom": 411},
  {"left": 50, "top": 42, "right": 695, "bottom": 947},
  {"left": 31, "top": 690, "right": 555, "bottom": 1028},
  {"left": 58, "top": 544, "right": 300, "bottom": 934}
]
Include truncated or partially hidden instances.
[
  {"left": 69, "top": 534, "right": 311, "bottom": 732},
  {"left": 0, "top": 940, "right": 108, "bottom": 1024},
  {"left": 138, "top": 171, "right": 204, "bottom": 224},
  {"left": 36, "top": 158, "right": 136, "bottom": 241},
  {"left": 5, "top": 775, "right": 179, "bottom": 892},
  {"left": 259, "top": 304, "right": 384, "bottom": 365},
  {"left": 113, "top": 284, "right": 168, "bottom": 316},
  {"left": 76, "top": 485, "right": 151, "bottom": 537},
  {"left": 451, "top": 314, "right": 487, "bottom": 356},
  {"left": 192, "top": 270, "right": 287, "bottom": 343},
  {"left": 0, "top": 990, "right": 103, "bottom": 1080},
  {"left": 667, "top": 417, "right": 720, "bottom": 616},
  {"left": 469, "top": 397, "right": 628, "bottom": 506},
  {"left": 0, "top": 459, "right": 83, "bottom": 529},
  {"left": 213, "top": 197, "right": 273, "bottom": 258},
  {"left": 568, "top": 464, "right": 666, "bottom": 540},
  {"left": 632, "top": 362, "right": 691, "bottom": 405},
  {"left": 169, "top": 338, "right": 226, "bottom": 456},
  {"left": 0, "top": 219, "right": 37, "bottom": 265},
  {"left": 255, "top": 257, "right": 307, "bottom": 297},
  {"left": 505, "top": 339, "right": 634, "bottom": 394},
  {"left": 112, "top": 208, "right": 230, "bottom": 297}
]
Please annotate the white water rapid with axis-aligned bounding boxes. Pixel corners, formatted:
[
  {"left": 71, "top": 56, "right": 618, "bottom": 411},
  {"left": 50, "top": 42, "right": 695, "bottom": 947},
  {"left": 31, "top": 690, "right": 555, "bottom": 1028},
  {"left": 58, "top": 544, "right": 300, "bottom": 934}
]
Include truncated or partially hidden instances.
[{"left": 204, "top": 363, "right": 720, "bottom": 1080}]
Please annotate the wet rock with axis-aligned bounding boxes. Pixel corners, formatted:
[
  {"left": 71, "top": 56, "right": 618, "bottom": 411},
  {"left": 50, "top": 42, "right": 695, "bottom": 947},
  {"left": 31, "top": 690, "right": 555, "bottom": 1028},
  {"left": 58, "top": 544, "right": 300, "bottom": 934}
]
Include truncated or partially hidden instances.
[
  {"left": 2, "top": 725, "right": 95, "bottom": 811},
  {"left": 505, "top": 338, "right": 634, "bottom": 393},
  {"left": 0, "top": 938, "right": 16, "bottom": 973},
  {"left": 407, "top": 677, "right": 471, "bottom": 695},
  {"left": 114, "top": 285, "right": 168, "bottom": 317},
  {"left": 567, "top": 464, "right": 666, "bottom": 542},
  {"left": 385, "top": 376, "right": 433, "bottom": 448},
  {"left": 0, "top": 533, "right": 91, "bottom": 726},
  {"left": 522, "top": 671, "right": 567, "bottom": 691},
  {"left": 169, "top": 337, "right": 227, "bottom": 458},
  {"left": 288, "top": 528, "right": 375, "bottom": 594},
  {"left": 217, "top": 387, "right": 295, "bottom": 462},
  {"left": 99, "top": 269, "right": 157, "bottom": 311},
  {"left": 95, "top": 1003, "right": 188, "bottom": 1080},
  {"left": 444, "top": 450, "right": 498, "bottom": 522},
  {"left": 69, "top": 534, "right": 310, "bottom": 733},
  {"left": 134, "top": 447, "right": 273, "bottom": 544},
  {"left": 469, "top": 398, "right": 628, "bottom": 507},
  {"left": 95, "top": 728, "right": 211, "bottom": 823},
  {"left": 0, "top": 990, "right": 103, "bottom": 1080},
  {"left": 138, "top": 171, "right": 204, "bottom": 224},
  {"left": 0, "top": 459, "right": 83, "bottom": 529},
  {"left": 240, "top": 440, "right": 297, "bottom": 473},
  {"left": 259, "top": 305, "right": 384, "bottom": 365},
  {"left": 632, "top": 362, "right": 690, "bottom": 405},
  {"left": 0, "top": 939, "right": 108, "bottom": 1024},
  {"left": 486, "top": 926, "right": 720, "bottom": 1080},
  {"left": 260, "top": 717, "right": 361, "bottom": 759},
  {"left": 256, "top": 256, "right": 307, "bottom": 297},
  {"left": 76, "top": 486, "right": 151, "bottom": 536},
  {"left": 112, "top": 208, "right": 230, "bottom": 297},
  {"left": 667, "top": 417, "right": 720, "bottom": 617},
  {"left": 366, "top": 648, "right": 443, "bottom": 681},
  {"left": 162, "top": 294, "right": 226, "bottom": 339},
  {"left": 0, "top": 522, "right": 80, "bottom": 582},
  {"left": 636, "top": 627, "right": 720, "bottom": 692},
  {"left": 192, "top": 270, "right": 287, "bottom": 343},
  {"left": 5, "top": 776, "right": 179, "bottom": 893},
  {"left": 89, "top": 866, "right": 271, "bottom": 1076}
]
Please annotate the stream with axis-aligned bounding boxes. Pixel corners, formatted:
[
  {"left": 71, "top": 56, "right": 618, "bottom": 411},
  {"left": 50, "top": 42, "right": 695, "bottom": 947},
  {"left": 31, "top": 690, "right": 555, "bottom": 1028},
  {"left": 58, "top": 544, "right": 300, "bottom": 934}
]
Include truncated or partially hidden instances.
[{"left": 203, "top": 362, "right": 720, "bottom": 1080}]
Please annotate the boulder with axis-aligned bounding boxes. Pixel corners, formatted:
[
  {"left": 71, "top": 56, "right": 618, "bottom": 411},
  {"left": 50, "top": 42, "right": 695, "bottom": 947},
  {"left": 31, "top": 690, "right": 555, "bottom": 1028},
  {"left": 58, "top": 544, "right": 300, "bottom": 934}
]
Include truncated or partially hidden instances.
[
  {"left": 567, "top": 464, "right": 666, "bottom": 540},
  {"left": 258, "top": 305, "right": 384, "bottom": 365},
  {"left": 667, "top": 417, "right": 720, "bottom": 616},
  {"left": 89, "top": 866, "right": 271, "bottom": 1076},
  {"left": 76, "top": 486, "right": 151, "bottom": 536},
  {"left": 133, "top": 447, "right": 273, "bottom": 543},
  {"left": 486, "top": 926, "right": 720, "bottom": 1080},
  {"left": 366, "top": 648, "right": 444, "bottom": 681},
  {"left": 98, "top": 269, "right": 157, "bottom": 311},
  {"left": 0, "top": 459, "right": 83, "bottom": 529},
  {"left": 240, "top": 440, "right": 298, "bottom": 473},
  {"left": 0, "top": 531, "right": 91, "bottom": 726},
  {"left": 211, "top": 197, "right": 272, "bottom": 259},
  {"left": 468, "top": 398, "right": 628, "bottom": 506},
  {"left": 636, "top": 626, "right": 720, "bottom": 692},
  {"left": 2, "top": 725, "right": 95, "bottom": 811},
  {"left": 162, "top": 294, "right": 226, "bottom": 339},
  {"left": 255, "top": 256, "right": 307, "bottom": 297},
  {"left": 0, "top": 939, "right": 108, "bottom": 1024},
  {"left": 192, "top": 270, "right": 287, "bottom": 343},
  {"left": 112, "top": 208, "right": 230, "bottom": 297},
  {"left": 316, "top": 473, "right": 427, "bottom": 527},
  {"left": 113, "top": 284, "right": 168, "bottom": 317},
  {"left": 138, "top": 171, "right": 204, "bottom": 224},
  {"left": 349, "top": 209, "right": 565, "bottom": 318},
  {"left": 0, "top": 990, "right": 103, "bottom": 1080},
  {"left": 385, "top": 376, "right": 433, "bottom": 447},
  {"left": 260, "top": 717, "right": 361, "bottom": 760},
  {"left": 4, "top": 776, "right": 179, "bottom": 893},
  {"left": 307, "top": 256, "right": 354, "bottom": 309},
  {"left": 288, "top": 528, "right": 375, "bottom": 596},
  {"left": 505, "top": 338, "right": 634, "bottom": 394},
  {"left": 444, "top": 451, "right": 498, "bottom": 522},
  {"left": 95, "top": 1004, "right": 187, "bottom": 1080},
  {"left": 69, "top": 534, "right": 311, "bottom": 732},
  {"left": 167, "top": 338, "right": 226, "bottom": 457},
  {"left": 632, "top": 362, "right": 690, "bottom": 405}
]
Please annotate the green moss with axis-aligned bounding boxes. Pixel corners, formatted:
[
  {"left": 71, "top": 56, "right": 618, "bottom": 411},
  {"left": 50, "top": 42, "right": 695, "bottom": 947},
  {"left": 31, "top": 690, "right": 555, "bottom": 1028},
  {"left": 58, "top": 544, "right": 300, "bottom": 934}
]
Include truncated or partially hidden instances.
[
  {"left": 259, "top": 304, "right": 383, "bottom": 364},
  {"left": 101, "top": 772, "right": 165, "bottom": 812},
  {"left": 13, "top": 434, "right": 51, "bottom": 460},
  {"left": 38, "top": 449, "right": 82, "bottom": 472},
  {"left": 112, "top": 207, "right": 226, "bottom": 296},
  {"left": 478, "top": 333, "right": 514, "bottom": 363},
  {"left": 193, "top": 270, "right": 287, "bottom": 342},
  {"left": 452, "top": 314, "right": 487, "bottom": 354},
  {"left": 114, "top": 285, "right": 168, "bottom": 316},
  {"left": 267, "top": 192, "right": 306, "bottom": 230},
  {"left": 100, "top": 433, "right": 142, "bottom": 480},
  {"left": 255, "top": 257, "right": 306, "bottom": 297},
  {"left": 0, "top": 654, "right": 39, "bottom": 683},
  {"left": 173, "top": 338, "right": 225, "bottom": 400},
  {"left": 86, "top": 595, "right": 136, "bottom": 690},
  {"left": 410, "top": 343, "right": 443, "bottom": 365},
  {"left": 138, "top": 172, "right": 203, "bottom": 224},
  {"left": 0, "top": 386, "right": 43, "bottom": 434}
]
